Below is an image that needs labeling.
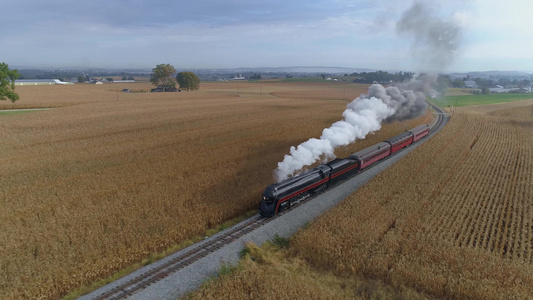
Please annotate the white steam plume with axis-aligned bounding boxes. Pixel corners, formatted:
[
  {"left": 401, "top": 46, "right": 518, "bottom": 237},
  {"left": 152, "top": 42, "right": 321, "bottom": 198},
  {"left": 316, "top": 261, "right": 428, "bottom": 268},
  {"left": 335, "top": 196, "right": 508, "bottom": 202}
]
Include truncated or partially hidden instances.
[{"left": 274, "top": 84, "right": 428, "bottom": 182}]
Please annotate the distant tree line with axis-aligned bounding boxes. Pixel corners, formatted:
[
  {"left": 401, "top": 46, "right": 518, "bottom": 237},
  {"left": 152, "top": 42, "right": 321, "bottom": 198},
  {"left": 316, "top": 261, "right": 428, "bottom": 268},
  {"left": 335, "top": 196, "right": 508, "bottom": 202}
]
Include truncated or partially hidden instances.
[
  {"left": 248, "top": 73, "right": 262, "bottom": 80},
  {"left": 468, "top": 77, "right": 531, "bottom": 88},
  {"left": 349, "top": 71, "right": 415, "bottom": 84},
  {"left": 430, "top": 74, "right": 533, "bottom": 95},
  {"left": 18, "top": 69, "right": 149, "bottom": 82}
]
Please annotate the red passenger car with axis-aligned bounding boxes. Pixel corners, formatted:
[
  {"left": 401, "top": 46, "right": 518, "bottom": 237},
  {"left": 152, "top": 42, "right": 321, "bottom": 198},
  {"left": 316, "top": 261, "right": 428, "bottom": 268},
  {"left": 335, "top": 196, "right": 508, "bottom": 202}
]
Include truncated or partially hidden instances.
[
  {"left": 409, "top": 124, "right": 430, "bottom": 142},
  {"left": 384, "top": 131, "right": 414, "bottom": 154},
  {"left": 349, "top": 142, "right": 391, "bottom": 170}
]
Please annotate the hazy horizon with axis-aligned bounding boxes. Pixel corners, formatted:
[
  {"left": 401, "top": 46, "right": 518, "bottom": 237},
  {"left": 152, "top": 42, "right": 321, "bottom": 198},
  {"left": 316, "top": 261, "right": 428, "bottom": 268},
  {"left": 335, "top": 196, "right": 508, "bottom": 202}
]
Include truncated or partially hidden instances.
[{"left": 2, "top": 0, "right": 532, "bottom": 73}]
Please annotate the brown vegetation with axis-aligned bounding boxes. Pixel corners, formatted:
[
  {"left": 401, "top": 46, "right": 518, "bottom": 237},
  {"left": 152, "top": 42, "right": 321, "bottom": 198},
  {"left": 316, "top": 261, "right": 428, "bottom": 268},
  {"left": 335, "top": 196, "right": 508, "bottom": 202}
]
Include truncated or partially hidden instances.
[
  {"left": 293, "top": 103, "right": 533, "bottom": 299},
  {"left": 188, "top": 243, "right": 431, "bottom": 300},
  {"left": 0, "top": 81, "right": 429, "bottom": 298},
  {"left": 187, "top": 101, "right": 533, "bottom": 299}
]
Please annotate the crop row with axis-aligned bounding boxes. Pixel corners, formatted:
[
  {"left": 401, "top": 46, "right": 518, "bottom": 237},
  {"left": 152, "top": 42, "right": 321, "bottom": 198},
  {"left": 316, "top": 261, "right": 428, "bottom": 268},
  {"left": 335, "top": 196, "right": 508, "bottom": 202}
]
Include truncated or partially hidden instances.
[{"left": 291, "top": 106, "right": 533, "bottom": 299}]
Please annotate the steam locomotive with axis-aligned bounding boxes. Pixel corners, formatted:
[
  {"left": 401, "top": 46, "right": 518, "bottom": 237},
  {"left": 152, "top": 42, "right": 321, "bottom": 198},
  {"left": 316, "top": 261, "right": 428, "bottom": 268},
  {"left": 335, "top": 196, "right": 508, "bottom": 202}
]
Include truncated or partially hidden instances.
[{"left": 259, "top": 124, "right": 430, "bottom": 217}]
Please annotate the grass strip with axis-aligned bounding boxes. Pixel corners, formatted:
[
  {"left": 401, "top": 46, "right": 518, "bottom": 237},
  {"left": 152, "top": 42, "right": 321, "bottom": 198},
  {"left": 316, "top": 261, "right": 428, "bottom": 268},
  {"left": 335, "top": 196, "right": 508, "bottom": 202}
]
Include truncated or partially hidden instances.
[{"left": 433, "top": 93, "right": 532, "bottom": 108}]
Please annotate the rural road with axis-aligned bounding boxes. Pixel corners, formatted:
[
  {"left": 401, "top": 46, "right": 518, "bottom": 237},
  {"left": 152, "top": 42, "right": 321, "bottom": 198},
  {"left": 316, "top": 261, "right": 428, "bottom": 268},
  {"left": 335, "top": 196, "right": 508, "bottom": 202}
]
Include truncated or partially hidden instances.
[{"left": 80, "top": 108, "right": 449, "bottom": 300}]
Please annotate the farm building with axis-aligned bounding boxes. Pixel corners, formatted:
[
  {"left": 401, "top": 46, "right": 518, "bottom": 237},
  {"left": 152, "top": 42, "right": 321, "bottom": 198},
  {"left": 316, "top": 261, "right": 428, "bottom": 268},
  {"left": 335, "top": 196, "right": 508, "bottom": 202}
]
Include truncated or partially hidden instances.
[
  {"left": 464, "top": 80, "right": 478, "bottom": 89},
  {"left": 15, "top": 79, "right": 58, "bottom": 86},
  {"left": 151, "top": 85, "right": 178, "bottom": 92},
  {"left": 232, "top": 74, "right": 246, "bottom": 80},
  {"left": 15, "top": 79, "right": 74, "bottom": 85}
]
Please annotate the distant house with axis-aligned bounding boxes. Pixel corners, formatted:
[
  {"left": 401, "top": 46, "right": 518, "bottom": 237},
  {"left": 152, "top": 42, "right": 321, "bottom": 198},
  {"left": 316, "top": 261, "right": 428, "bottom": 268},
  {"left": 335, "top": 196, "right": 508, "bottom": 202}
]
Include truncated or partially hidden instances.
[
  {"left": 232, "top": 74, "right": 246, "bottom": 80},
  {"left": 489, "top": 87, "right": 530, "bottom": 94},
  {"left": 464, "top": 80, "right": 478, "bottom": 89},
  {"left": 489, "top": 87, "right": 511, "bottom": 94},
  {"left": 151, "top": 85, "right": 178, "bottom": 92}
]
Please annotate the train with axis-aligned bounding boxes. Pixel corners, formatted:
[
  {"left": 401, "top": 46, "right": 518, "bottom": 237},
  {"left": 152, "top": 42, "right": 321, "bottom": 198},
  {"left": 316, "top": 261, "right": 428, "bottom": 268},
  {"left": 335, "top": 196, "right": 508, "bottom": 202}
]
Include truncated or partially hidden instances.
[{"left": 259, "top": 124, "right": 430, "bottom": 217}]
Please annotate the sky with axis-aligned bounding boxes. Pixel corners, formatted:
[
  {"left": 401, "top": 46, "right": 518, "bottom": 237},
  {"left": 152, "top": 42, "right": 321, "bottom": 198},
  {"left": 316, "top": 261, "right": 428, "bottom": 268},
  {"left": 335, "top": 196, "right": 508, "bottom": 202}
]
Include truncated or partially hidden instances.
[{"left": 1, "top": 0, "right": 532, "bottom": 72}]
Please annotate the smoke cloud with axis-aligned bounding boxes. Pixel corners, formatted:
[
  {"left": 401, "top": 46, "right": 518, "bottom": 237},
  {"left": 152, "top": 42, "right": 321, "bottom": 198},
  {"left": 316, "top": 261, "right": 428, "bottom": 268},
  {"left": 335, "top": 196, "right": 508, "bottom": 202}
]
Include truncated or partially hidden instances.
[
  {"left": 396, "top": 1, "right": 464, "bottom": 71},
  {"left": 275, "top": 83, "right": 429, "bottom": 182}
]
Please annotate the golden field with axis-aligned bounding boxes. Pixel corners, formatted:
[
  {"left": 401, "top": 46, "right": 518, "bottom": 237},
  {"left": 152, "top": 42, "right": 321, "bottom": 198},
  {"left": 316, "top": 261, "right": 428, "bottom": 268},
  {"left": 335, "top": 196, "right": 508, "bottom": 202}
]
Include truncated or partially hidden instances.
[
  {"left": 0, "top": 81, "right": 430, "bottom": 299},
  {"left": 189, "top": 99, "right": 533, "bottom": 299}
]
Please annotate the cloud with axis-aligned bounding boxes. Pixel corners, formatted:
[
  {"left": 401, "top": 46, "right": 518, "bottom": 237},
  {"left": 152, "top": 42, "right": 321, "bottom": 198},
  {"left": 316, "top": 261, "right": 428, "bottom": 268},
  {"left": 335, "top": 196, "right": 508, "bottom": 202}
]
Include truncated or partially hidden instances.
[{"left": 1, "top": 0, "right": 533, "bottom": 71}]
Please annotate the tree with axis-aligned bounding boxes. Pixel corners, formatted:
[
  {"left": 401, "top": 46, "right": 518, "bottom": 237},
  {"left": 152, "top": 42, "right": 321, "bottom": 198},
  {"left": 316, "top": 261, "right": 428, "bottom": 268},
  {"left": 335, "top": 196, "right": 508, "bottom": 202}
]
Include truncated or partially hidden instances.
[
  {"left": 0, "top": 62, "right": 20, "bottom": 102},
  {"left": 249, "top": 73, "right": 262, "bottom": 80},
  {"left": 150, "top": 64, "right": 176, "bottom": 91},
  {"left": 176, "top": 71, "right": 200, "bottom": 91},
  {"left": 435, "top": 75, "right": 451, "bottom": 93},
  {"left": 451, "top": 78, "right": 465, "bottom": 88},
  {"left": 473, "top": 77, "right": 494, "bottom": 88}
]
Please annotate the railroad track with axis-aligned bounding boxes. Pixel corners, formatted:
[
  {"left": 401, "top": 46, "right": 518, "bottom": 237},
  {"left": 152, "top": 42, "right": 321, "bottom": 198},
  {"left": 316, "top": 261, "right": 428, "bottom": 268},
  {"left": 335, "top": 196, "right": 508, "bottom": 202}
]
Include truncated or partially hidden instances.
[
  {"left": 89, "top": 101, "right": 448, "bottom": 300},
  {"left": 93, "top": 215, "right": 278, "bottom": 300},
  {"left": 427, "top": 100, "right": 447, "bottom": 132}
]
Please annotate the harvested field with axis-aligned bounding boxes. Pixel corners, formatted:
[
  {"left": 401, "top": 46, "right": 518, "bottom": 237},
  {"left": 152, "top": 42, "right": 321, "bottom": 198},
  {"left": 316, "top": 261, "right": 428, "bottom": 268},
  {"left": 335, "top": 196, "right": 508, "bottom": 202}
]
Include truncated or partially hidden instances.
[
  {"left": 0, "top": 81, "right": 430, "bottom": 299},
  {"left": 188, "top": 100, "right": 533, "bottom": 299}
]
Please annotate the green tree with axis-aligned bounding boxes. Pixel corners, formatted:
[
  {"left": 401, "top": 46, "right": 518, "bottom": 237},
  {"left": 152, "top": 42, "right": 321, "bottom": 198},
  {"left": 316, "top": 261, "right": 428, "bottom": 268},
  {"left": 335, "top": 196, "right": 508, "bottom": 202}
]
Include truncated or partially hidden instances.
[
  {"left": 176, "top": 71, "right": 200, "bottom": 91},
  {"left": 451, "top": 78, "right": 465, "bottom": 88},
  {"left": 435, "top": 74, "right": 451, "bottom": 93},
  {"left": 249, "top": 73, "right": 262, "bottom": 80},
  {"left": 0, "top": 62, "right": 20, "bottom": 102},
  {"left": 150, "top": 64, "right": 176, "bottom": 91}
]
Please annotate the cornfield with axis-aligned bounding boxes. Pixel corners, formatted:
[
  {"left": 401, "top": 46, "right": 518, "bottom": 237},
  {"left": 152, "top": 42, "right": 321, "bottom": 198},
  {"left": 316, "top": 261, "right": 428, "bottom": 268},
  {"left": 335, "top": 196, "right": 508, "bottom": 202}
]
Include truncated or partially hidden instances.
[
  {"left": 0, "top": 81, "right": 429, "bottom": 299},
  {"left": 292, "top": 102, "right": 533, "bottom": 299},
  {"left": 188, "top": 100, "right": 533, "bottom": 299}
]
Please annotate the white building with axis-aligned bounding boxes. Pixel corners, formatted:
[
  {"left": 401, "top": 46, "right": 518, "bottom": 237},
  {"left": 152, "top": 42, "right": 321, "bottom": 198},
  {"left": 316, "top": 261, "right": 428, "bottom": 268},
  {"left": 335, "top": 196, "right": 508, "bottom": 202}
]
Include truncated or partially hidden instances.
[
  {"left": 15, "top": 79, "right": 72, "bottom": 85},
  {"left": 464, "top": 80, "right": 478, "bottom": 89}
]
